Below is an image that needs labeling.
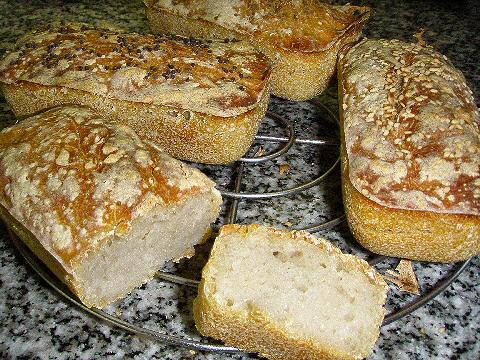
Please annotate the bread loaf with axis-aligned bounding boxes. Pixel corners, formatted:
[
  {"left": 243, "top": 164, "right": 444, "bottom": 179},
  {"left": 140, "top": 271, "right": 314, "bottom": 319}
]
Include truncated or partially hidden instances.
[
  {"left": 144, "top": 0, "right": 371, "bottom": 101},
  {"left": 0, "top": 22, "right": 272, "bottom": 164},
  {"left": 0, "top": 105, "right": 222, "bottom": 308},
  {"left": 193, "top": 224, "right": 388, "bottom": 360},
  {"left": 338, "top": 39, "right": 480, "bottom": 263}
]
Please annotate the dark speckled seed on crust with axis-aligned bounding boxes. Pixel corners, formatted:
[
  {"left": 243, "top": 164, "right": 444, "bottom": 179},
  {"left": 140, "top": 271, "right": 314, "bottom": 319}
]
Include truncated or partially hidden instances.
[
  {"left": 144, "top": 0, "right": 372, "bottom": 100},
  {"left": 0, "top": 21, "right": 272, "bottom": 164}
]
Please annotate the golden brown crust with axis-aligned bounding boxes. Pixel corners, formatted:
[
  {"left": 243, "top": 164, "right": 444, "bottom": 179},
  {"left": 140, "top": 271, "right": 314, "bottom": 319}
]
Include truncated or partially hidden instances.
[
  {"left": 342, "top": 165, "right": 480, "bottom": 263},
  {"left": 0, "top": 105, "right": 220, "bottom": 272},
  {"left": 339, "top": 39, "right": 480, "bottom": 216},
  {"left": 144, "top": 0, "right": 371, "bottom": 101},
  {"left": 1, "top": 80, "right": 269, "bottom": 164},
  {"left": 0, "top": 22, "right": 271, "bottom": 117},
  {"left": 338, "top": 56, "right": 480, "bottom": 262},
  {"left": 193, "top": 224, "right": 388, "bottom": 360},
  {"left": 145, "top": 0, "right": 370, "bottom": 53}
]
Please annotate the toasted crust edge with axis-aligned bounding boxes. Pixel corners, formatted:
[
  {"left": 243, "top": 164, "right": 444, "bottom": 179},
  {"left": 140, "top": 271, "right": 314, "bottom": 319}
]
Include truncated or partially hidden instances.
[
  {"left": 0, "top": 204, "right": 74, "bottom": 288},
  {"left": 342, "top": 165, "right": 480, "bottom": 263}
]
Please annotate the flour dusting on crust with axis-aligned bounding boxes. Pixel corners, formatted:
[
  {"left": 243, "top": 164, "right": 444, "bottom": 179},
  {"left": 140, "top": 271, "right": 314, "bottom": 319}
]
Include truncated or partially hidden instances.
[
  {"left": 0, "top": 22, "right": 271, "bottom": 117},
  {"left": 146, "top": 0, "right": 371, "bottom": 53},
  {"left": 0, "top": 106, "right": 218, "bottom": 271},
  {"left": 340, "top": 39, "right": 480, "bottom": 215}
]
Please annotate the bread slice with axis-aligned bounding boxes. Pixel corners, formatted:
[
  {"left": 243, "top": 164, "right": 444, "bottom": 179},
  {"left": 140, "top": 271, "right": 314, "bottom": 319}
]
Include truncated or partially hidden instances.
[
  {"left": 0, "top": 22, "right": 271, "bottom": 164},
  {"left": 193, "top": 224, "right": 388, "bottom": 360},
  {"left": 0, "top": 105, "right": 222, "bottom": 308},
  {"left": 144, "top": 0, "right": 371, "bottom": 101}
]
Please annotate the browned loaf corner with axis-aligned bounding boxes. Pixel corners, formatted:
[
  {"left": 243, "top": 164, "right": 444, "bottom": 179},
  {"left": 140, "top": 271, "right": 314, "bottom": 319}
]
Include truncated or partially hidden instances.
[
  {"left": 193, "top": 224, "right": 388, "bottom": 360},
  {"left": 0, "top": 106, "right": 222, "bottom": 308},
  {"left": 338, "top": 39, "right": 480, "bottom": 262},
  {"left": 144, "top": 0, "right": 371, "bottom": 101},
  {"left": 0, "top": 22, "right": 272, "bottom": 164}
]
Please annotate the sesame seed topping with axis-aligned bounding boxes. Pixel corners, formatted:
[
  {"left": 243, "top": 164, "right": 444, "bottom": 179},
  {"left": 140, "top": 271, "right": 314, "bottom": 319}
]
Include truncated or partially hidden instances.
[{"left": 340, "top": 38, "right": 479, "bottom": 215}]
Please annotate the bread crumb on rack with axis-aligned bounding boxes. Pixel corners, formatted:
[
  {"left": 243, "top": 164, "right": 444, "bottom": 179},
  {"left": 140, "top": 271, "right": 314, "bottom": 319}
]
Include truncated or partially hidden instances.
[
  {"left": 254, "top": 145, "right": 266, "bottom": 158},
  {"left": 279, "top": 163, "right": 291, "bottom": 176},
  {"left": 383, "top": 260, "right": 420, "bottom": 295}
]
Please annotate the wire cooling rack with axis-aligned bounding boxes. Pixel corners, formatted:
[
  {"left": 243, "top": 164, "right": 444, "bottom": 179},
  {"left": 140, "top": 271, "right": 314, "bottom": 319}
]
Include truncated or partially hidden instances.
[{"left": 6, "top": 98, "right": 471, "bottom": 355}]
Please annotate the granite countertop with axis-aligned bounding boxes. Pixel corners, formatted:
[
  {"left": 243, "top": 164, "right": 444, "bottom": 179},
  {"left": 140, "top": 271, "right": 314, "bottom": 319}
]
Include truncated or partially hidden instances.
[{"left": 0, "top": 0, "right": 479, "bottom": 359}]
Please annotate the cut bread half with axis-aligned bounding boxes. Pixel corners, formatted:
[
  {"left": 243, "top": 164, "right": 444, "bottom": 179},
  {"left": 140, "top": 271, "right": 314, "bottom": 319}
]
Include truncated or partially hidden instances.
[
  {"left": 0, "top": 105, "right": 222, "bottom": 308},
  {"left": 193, "top": 224, "right": 388, "bottom": 360}
]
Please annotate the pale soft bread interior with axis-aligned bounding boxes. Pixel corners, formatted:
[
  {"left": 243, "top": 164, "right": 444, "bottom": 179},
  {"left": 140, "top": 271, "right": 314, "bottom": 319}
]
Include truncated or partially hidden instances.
[
  {"left": 199, "top": 226, "right": 387, "bottom": 359},
  {"left": 74, "top": 192, "right": 219, "bottom": 308}
]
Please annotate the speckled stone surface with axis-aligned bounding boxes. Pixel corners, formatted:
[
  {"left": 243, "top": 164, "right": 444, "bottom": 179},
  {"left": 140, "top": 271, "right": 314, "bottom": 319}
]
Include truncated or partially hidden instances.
[{"left": 0, "top": 0, "right": 478, "bottom": 359}]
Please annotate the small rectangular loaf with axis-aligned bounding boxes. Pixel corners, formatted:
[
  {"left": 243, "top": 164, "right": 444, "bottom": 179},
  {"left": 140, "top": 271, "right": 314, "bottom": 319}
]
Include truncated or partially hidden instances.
[
  {"left": 0, "top": 105, "right": 222, "bottom": 308},
  {"left": 144, "top": 0, "right": 371, "bottom": 101},
  {"left": 0, "top": 22, "right": 272, "bottom": 164},
  {"left": 338, "top": 39, "right": 480, "bottom": 262},
  {"left": 194, "top": 224, "right": 388, "bottom": 360}
]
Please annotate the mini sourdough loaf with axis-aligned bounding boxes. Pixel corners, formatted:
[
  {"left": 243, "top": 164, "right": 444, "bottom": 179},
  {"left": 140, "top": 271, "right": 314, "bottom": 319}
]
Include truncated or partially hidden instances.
[
  {"left": 194, "top": 224, "right": 388, "bottom": 360},
  {"left": 338, "top": 39, "right": 480, "bottom": 262},
  {"left": 144, "top": 0, "right": 371, "bottom": 101},
  {"left": 0, "top": 106, "right": 222, "bottom": 308},
  {"left": 0, "top": 22, "right": 271, "bottom": 164}
]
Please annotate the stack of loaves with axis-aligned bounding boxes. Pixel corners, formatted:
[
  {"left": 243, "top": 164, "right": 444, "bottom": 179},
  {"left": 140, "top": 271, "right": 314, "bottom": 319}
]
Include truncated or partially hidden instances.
[{"left": 0, "top": 1, "right": 478, "bottom": 359}]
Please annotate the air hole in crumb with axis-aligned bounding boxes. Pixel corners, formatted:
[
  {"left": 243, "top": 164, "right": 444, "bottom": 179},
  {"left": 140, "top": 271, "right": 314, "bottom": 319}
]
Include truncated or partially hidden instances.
[
  {"left": 272, "top": 251, "right": 288, "bottom": 263},
  {"left": 336, "top": 286, "right": 347, "bottom": 296},
  {"left": 337, "top": 287, "right": 355, "bottom": 304},
  {"left": 344, "top": 313, "right": 355, "bottom": 321},
  {"left": 336, "top": 262, "right": 345, "bottom": 273},
  {"left": 226, "top": 299, "right": 234, "bottom": 307},
  {"left": 182, "top": 110, "right": 191, "bottom": 121},
  {"left": 319, "top": 262, "right": 327, "bottom": 269},
  {"left": 290, "top": 250, "right": 303, "bottom": 258},
  {"left": 296, "top": 284, "right": 308, "bottom": 293}
]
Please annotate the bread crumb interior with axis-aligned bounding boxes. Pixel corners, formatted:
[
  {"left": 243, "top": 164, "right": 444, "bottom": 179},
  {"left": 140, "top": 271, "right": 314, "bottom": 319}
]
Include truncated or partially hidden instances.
[{"left": 211, "top": 232, "right": 385, "bottom": 356}]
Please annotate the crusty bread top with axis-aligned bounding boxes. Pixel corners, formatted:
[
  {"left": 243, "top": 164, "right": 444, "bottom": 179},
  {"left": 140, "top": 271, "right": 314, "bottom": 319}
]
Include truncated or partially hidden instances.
[
  {"left": 0, "top": 22, "right": 271, "bottom": 117},
  {"left": 145, "top": 0, "right": 371, "bottom": 54},
  {"left": 339, "top": 39, "right": 480, "bottom": 216},
  {"left": 0, "top": 106, "right": 220, "bottom": 272}
]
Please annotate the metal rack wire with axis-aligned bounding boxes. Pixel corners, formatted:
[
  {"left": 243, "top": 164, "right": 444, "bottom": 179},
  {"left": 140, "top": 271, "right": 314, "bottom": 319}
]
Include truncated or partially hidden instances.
[{"left": 6, "top": 101, "right": 471, "bottom": 355}]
